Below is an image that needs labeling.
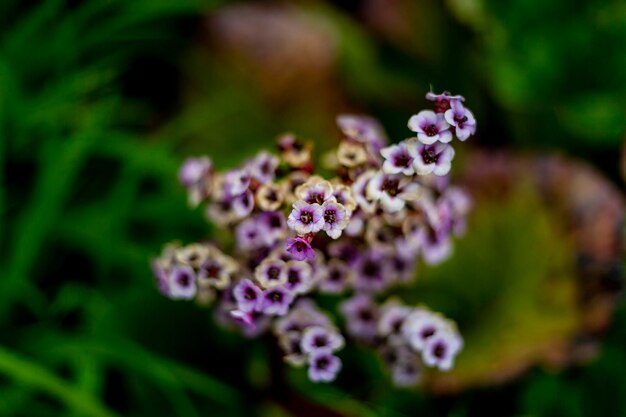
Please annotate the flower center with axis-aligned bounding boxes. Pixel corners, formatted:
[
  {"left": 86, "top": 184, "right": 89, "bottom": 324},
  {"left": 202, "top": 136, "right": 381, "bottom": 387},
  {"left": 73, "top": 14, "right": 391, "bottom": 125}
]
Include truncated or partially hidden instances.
[
  {"left": 177, "top": 272, "right": 191, "bottom": 287},
  {"left": 307, "top": 192, "right": 325, "bottom": 205},
  {"left": 421, "top": 147, "right": 439, "bottom": 164},
  {"left": 316, "top": 357, "right": 329, "bottom": 370},
  {"left": 314, "top": 336, "right": 328, "bottom": 348},
  {"left": 433, "top": 343, "right": 446, "bottom": 359},
  {"left": 454, "top": 115, "right": 468, "bottom": 127},
  {"left": 203, "top": 262, "right": 221, "bottom": 279},
  {"left": 382, "top": 178, "right": 400, "bottom": 196},
  {"left": 300, "top": 211, "right": 313, "bottom": 224},
  {"left": 362, "top": 261, "right": 381, "bottom": 278},
  {"left": 244, "top": 287, "right": 257, "bottom": 300},
  {"left": 424, "top": 124, "right": 438, "bottom": 137},
  {"left": 324, "top": 209, "right": 336, "bottom": 224},
  {"left": 421, "top": 327, "right": 436, "bottom": 339},
  {"left": 270, "top": 291, "right": 283, "bottom": 302},
  {"left": 268, "top": 266, "right": 280, "bottom": 280},
  {"left": 288, "top": 270, "right": 300, "bottom": 284},
  {"left": 394, "top": 153, "right": 411, "bottom": 167},
  {"left": 358, "top": 308, "right": 373, "bottom": 322}
]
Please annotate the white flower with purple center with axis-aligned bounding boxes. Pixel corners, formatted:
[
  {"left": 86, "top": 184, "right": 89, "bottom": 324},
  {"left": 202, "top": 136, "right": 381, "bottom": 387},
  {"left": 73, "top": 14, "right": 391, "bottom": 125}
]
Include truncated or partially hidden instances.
[
  {"left": 260, "top": 286, "right": 295, "bottom": 316},
  {"left": 285, "top": 236, "right": 315, "bottom": 261},
  {"left": 422, "top": 330, "right": 463, "bottom": 371},
  {"left": 378, "top": 303, "right": 412, "bottom": 338},
  {"left": 236, "top": 218, "right": 272, "bottom": 251},
  {"left": 444, "top": 101, "right": 476, "bottom": 141},
  {"left": 351, "top": 170, "right": 377, "bottom": 213},
  {"left": 366, "top": 172, "right": 421, "bottom": 213},
  {"left": 301, "top": 326, "right": 345, "bottom": 354},
  {"left": 233, "top": 278, "right": 263, "bottom": 313},
  {"left": 401, "top": 309, "right": 450, "bottom": 352},
  {"left": 175, "top": 243, "right": 210, "bottom": 269},
  {"left": 167, "top": 265, "right": 197, "bottom": 300},
  {"left": 178, "top": 156, "right": 212, "bottom": 188},
  {"left": 307, "top": 349, "right": 342, "bottom": 383},
  {"left": 380, "top": 142, "right": 415, "bottom": 176},
  {"left": 296, "top": 177, "right": 333, "bottom": 205},
  {"left": 197, "top": 253, "right": 236, "bottom": 290},
  {"left": 287, "top": 201, "right": 324, "bottom": 235},
  {"left": 410, "top": 142, "right": 455, "bottom": 177},
  {"left": 285, "top": 260, "right": 313, "bottom": 295},
  {"left": 444, "top": 100, "right": 476, "bottom": 141},
  {"left": 340, "top": 294, "right": 379, "bottom": 340},
  {"left": 248, "top": 151, "right": 279, "bottom": 184},
  {"left": 426, "top": 91, "right": 465, "bottom": 113},
  {"left": 331, "top": 183, "right": 357, "bottom": 214},
  {"left": 321, "top": 198, "right": 349, "bottom": 239},
  {"left": 223, "top": 168, "right": 251, "bottom": 198},
  {"left": 420, "top": 226, "right": 453, "bottom": 265},
  {"left": 255, "top": 258, "right": 287, "bottom": 289},
  {"left": 231, "top": 190, "right": 255, "bottom": 218},
  {"left": 256, "top": 182, "right": 285, "bottom": 212},
  {"left": 408, "top": 110, "right": 452, "bottom": 145}
]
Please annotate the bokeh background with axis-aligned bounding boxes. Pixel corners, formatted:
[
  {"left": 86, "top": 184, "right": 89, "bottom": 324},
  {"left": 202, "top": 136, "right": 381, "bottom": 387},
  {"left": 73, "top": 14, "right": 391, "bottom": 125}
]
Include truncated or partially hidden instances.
[{"left": 2, "top": 0, "right": 626, "bottom": 416}]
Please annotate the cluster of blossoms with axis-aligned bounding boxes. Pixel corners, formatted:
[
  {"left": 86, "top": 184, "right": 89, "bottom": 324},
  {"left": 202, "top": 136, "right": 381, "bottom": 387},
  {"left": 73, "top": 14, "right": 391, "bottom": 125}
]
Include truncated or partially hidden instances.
[{"left": 152, "top": 91, "right": 475, "bottom": 385}]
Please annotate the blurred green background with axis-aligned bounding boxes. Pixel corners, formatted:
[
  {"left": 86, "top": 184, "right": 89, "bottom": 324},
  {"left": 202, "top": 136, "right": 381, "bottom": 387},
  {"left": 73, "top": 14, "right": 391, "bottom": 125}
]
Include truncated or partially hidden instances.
[{"left": 1, "top": 0, "right": 625, "bottom": 416}]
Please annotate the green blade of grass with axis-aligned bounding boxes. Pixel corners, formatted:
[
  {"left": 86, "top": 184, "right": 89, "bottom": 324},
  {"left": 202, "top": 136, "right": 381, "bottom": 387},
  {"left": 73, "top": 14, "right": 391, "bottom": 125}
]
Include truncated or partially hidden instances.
[{"left": 0, "top": 344, "right": 119, "bottom": 417}]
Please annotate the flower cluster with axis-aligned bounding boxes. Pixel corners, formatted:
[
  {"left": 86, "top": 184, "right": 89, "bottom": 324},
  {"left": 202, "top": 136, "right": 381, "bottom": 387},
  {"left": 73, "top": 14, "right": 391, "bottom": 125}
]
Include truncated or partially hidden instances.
[{"left": 152, "top": 91, "right": 474, "bottom": 385}]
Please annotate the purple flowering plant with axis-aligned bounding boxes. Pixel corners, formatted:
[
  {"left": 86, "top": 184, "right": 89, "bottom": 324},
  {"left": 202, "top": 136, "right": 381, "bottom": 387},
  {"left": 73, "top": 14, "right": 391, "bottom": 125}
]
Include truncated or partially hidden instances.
[{"left": 152, "top": 91, "right": 475, "bottom": 386}]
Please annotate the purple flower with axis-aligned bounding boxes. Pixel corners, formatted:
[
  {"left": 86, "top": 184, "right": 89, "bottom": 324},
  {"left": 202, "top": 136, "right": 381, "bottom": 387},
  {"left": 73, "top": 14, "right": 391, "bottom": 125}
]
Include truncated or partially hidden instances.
[
  {"left": 255, "top": 258, "right": 287, "bottom": 288},
  {"left": 420, "top": 227, "right": 453, "bottom": 265},
  {"left": 421, "top": 330, "right": 463, "bottom": 371},
  {"left": 380, "top": 142, "right": 415, "bottom": 176},
  {"left": 284, "top": 260, "right": 314, "bottom": 295},
  {"left": 307, "top": 349, "right": 342, "bottom": 383},
  {"left": 247, "top": 151, "right": 279, "bottom": 184},
  {"left": 179, "top": 156, "right": 212, "bottom": 187},
  {"left": 378, "top": 304, "right": 412, "bottom": 338},
  {"left": 318, "top": 259, "right": 353, "bottom": 294},
  {"left": 223, "top": 168, "right": 251, "bottom": 198},
  {"left": 410, "top": 142, "right": 455, "bottom": 176},
  {"left": 231, "top": 190, "right": 255, "bottom": 218},
  {"left": 285, "top": 236, "right": 315, "bottom": 261},
  {"left": 260, "top": 286, "right": 295, "bottom": 316},
  {"left": 233, "top": 279, "right": 263, "bottom": 312},
  {"left": 401, "top": 309, "right": 449, "bottom": 351},
  {"left": 301, "top": 326, "right": 345, "bottom": 354},
  {"left": 444, "top": 100, "right": 476, "bottom": 141},
  {"left": 408, "top": 110, "right": 452, "bottom": 145},
  {"left": 287, "top": 201, "right": 324, "bottom": 235},
  {"left": 321, "top": 198, "right": 349, "bottom": 239},
  {"left": 340, "top": 294, "right": 379, "bottom": 339},
  {"left": 167, "top": 265, "right": 197, "bottom": 300},
  {"left": 236, "top": 218, "right": 270, "bottom": 251},
  {"left": 425, "top": 91, "right": 465, "bottom": 113}
]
